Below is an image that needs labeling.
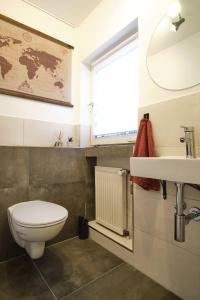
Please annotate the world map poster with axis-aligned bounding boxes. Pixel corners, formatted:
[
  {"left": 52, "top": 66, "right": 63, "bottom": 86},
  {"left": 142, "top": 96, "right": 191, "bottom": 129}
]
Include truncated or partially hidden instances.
[{"left": 0, "top": 14, "right": 73, "bottom": 106}]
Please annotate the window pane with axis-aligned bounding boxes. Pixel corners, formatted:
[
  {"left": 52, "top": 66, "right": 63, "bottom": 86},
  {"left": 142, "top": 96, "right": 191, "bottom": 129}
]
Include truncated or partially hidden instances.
[{"left": 92, "top": 40, "right": 138, "bottom": 139}]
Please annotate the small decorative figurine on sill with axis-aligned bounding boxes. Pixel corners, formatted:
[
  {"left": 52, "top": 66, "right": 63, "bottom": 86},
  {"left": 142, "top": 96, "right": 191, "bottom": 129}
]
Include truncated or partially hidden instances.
[
  {"left": 54, "top": 130, "right": 63, "bottom": 147},
  {"left": 66, "top": 137, "right": 74, "bottom": 147}
]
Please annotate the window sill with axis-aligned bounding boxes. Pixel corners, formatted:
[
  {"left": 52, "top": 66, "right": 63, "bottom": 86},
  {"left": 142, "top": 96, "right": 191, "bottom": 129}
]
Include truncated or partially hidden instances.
[{"left": 85, "top": 143, "right": 135, "bottom": 158}]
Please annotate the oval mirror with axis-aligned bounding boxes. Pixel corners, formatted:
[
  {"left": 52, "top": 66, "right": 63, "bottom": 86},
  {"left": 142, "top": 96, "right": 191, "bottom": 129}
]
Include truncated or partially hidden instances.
[{"left": 147, "top": 0, "right": 200, "bottom": 90}]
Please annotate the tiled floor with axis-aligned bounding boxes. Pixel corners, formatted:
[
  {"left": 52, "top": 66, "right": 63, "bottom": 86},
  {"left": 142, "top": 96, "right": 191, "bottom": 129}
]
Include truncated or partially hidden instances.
[{"left": 0, "top": 238, "right": 181, "bottom": 300}]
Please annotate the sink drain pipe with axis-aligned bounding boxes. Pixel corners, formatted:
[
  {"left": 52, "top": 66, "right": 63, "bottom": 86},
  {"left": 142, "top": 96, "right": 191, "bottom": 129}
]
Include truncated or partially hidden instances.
[
  {"left": 175, "top": 183, "right": 185, "bottom": 242},
  {"left": 174, "top": 183, "right": 200, "bottom": 242}
]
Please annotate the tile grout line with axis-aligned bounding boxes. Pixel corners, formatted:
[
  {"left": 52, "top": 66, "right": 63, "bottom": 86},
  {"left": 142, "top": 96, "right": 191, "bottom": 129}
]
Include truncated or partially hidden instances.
[
  {"left": 22, "top": 119, "right": 24, "bottom": 146},
  {"left": 0, "top": 237, "right": 78, "bottom": 265},
  {"left": 59, "top": 262, "right": 125, "bottom": 300},
  {"left": 31, "top": 258, "right": 58, "bottom": 300},
  {"left": 135, "top": 227, "right": 200, "bottom": 257},
  {"left": 47, "top": 236, "right": 78, "bottom": 249},
  {"left": 0, "top": 253, "right": 26, "bottom": 265}
]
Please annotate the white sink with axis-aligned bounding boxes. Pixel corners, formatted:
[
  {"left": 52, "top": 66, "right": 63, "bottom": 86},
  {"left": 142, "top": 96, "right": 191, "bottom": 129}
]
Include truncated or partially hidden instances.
[{"left": 130, "top": 156, "right": 200, "bottom": 184}]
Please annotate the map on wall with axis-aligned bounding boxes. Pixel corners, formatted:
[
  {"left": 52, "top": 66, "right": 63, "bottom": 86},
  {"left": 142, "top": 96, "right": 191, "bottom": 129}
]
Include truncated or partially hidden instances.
[{"left": 0, "top": 14, "right": 73, "bottom": 106}]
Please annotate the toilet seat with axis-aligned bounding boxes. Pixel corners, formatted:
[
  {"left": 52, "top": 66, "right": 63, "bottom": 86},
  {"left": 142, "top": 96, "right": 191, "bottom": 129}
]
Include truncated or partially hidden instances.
[{"left": 12, "top": 200, "right": 68, "bottom": 228}]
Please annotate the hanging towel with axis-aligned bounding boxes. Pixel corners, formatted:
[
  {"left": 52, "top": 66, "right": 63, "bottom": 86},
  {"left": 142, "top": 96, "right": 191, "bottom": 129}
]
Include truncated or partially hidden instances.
[{"left": 130, "top": 118, "right": 160, "bottom": 191}]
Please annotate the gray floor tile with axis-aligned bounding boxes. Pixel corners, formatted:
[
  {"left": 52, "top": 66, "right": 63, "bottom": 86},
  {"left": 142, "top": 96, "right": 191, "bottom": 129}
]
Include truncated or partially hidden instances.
[
  {"left": 34, "top": 238, "right": 122, "bottom": 299},
  {"left": 64, "top": 264, "right": 181, "bottom": 300},
  {"left": 0, "top": 255, "right": 55, "bottom": 300}
]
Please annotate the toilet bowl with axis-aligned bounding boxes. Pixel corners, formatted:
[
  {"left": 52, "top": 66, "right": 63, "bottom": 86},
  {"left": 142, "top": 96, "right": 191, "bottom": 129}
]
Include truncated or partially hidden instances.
[{"left": 8, "top": 200, "right": 68, "bottom": 259}]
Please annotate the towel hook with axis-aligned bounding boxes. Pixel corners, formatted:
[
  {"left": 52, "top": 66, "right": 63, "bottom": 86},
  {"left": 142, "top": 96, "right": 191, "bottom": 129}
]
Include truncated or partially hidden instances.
[{"left": 144, "top": 113, "right": 149, "bottom": 120}]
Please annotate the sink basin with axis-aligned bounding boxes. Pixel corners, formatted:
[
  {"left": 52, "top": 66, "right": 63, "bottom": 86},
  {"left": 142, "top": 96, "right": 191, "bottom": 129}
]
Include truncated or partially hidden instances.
[{"left": 130, "top": 156, "right": 200, "bottom": 184}]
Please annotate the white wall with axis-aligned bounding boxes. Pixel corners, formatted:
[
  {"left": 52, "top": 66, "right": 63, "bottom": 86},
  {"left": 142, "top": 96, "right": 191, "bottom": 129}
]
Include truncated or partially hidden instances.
[
  {"left": 0, "top": 0, "right": 139, "bottom": 145},
  {"left": 77, "top": 2, "right": 200, "bottom": 299},
  {"left": 139, "top": 0, "right": 200, "bottom": 107},
  {"left": 137, "top": 2, "right": 200, "bottom": 299},
  {"left": 77, "top": 0, "right": 138, "bottom": 147},
  {"left": 148, "top": 31, "right": 200, "bottom": 90},
  {"left": 2, "top": 0, "right": 200, "bottom": 134},
  {"left": 77, "top": 0, "right": 200, "bottom": 126},
  {"left": 0, "top": 0, "right": 79, "bottom": 125},
  {"left": 77, "top": 0, "right": 139, "bottom": 60}
]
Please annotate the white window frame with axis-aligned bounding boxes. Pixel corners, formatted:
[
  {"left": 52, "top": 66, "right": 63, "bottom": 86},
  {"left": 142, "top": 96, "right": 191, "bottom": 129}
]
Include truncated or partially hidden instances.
[{"left": 90, "top": 33, "right": 138, "bottom": 146}]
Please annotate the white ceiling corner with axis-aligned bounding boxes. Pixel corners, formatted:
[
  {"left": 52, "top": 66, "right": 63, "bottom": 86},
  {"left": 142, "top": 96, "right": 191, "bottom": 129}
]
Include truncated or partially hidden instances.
[{"left": 22, "top": 0, "right": 102, "bottom": 27}]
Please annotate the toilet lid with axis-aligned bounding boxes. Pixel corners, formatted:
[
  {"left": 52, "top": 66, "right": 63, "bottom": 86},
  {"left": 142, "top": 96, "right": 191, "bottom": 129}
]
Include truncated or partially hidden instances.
[{"left": 12, "top": 200, "right": 68, "bottom": 227}]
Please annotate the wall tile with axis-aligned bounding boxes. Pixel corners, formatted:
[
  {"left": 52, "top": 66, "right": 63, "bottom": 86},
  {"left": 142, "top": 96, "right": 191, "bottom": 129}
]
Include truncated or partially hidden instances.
[
  {"left": 83, "top": 157, "right": 96, "bottom": 184},
  {"left": 86, "top": 145, "right": 133, "bottom": 158},
  {"left": 74, "top": 124, "right": 80, "bottom": 147},
  {"left": 0, "top": 147, "right": 29, "bottom": 188},
  {"left": 0, "top": 116, "right": 23, "bottom": 146},
  {"left": 29, "top": 148, "right": 86, "bottom": 185},
  {"left": 166, "top": 181, "right": 200, "bottom": 202},
  {"left": 155, "top": 146, "right": 185, "bottom": 157},
  {"left": 134, "top": 229, "right": 200, "bottom": 300},
  {"left": 24, "top": 119, "right": 75, "bottom": 147},
  {"left": 0, "top": 146, "right": 95, "bottom": 261},
  {"left": 28, "top": 181, "right": 95, "bottom": 245},
  {"left": 79, "top": 124, "right": 91, "bottom": 148},
  {"left": 134, "top": 187, "right": 200, "bottom": 256},
  {"left": 97, "top": 157, "right": 131, "bottom": 170},
  {"left": 0, "top": 187, "right": 28, "bottom": 261},
  {"left": 139, "top": 92, "right": 200, "bottom": 151},
  {"left": 0, "top": 116, "right": 77, "bottom": 147},
  {"left": 135, "top": 95, "right": 200, "bottom": 299},
  {"left": 135, "top": 180, "right": 200, "bottom": 203}
]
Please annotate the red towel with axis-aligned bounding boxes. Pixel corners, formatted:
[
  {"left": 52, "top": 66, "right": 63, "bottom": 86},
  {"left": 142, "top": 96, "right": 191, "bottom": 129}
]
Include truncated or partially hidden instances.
[{"left": 130, "top": 118, "right": 160, "bottom": 191}]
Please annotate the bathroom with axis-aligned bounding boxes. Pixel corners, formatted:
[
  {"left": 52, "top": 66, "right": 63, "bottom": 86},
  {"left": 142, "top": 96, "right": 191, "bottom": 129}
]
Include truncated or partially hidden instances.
[{"left": 0, "top": 0, "right": 199, "bottom": 299}]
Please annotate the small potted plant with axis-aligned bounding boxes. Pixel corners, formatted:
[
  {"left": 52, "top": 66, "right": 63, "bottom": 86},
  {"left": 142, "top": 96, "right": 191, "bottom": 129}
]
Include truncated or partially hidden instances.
[{"left": 54, "top": 131, "right": 63, "bottom": 147}]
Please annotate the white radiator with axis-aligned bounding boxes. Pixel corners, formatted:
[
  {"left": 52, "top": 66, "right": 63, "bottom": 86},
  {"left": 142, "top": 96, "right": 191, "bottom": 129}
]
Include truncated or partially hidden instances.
[{"left": 95, "top": 166, "right": 127, "bottom": 235}]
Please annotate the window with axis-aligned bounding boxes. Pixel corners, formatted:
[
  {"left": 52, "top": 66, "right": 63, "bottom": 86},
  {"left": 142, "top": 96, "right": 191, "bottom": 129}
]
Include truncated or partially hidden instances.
[{"left": 91, "top": 35, "right": 138, "bottom": 145}]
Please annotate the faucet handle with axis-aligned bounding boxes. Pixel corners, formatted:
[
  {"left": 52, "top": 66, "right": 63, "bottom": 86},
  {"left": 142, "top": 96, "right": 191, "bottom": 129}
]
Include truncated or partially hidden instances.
[
  {"left": 180, "top": 126, "right": 194, "bottom": 132},
  {"left": 180, "top": 137, "right": 185, "bottom": 143}
]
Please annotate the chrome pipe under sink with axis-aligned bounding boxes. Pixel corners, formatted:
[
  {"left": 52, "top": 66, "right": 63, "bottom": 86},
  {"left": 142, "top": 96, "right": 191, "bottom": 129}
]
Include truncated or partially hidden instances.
[
  {"left": 174, "top": 183, "right": 200, "bottom": 242},
  {"left": 174, "top": 183, "right": 185, "bottom": 242}
]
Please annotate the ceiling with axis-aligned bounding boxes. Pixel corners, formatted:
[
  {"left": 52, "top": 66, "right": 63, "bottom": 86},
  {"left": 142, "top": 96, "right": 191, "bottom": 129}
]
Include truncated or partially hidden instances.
[{"left": 23, "top": 0, "right": 102, "bottom": 27}]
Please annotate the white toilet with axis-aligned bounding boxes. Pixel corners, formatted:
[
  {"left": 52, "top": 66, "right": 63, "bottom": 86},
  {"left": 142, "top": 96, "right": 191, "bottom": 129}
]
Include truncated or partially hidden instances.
[{"left": 8, "top": 200, "right": 68, "bottom": 259}]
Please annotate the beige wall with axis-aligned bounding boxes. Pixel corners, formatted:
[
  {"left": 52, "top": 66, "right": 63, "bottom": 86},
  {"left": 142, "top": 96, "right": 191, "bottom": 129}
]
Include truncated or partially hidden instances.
[
  {"left": 134, "top": 95, "right": 200, "bottom": 300},
  {"left": 77, "top": 0, "right": 138, "bottom": 61},
  {"left": 0, "top": 0, "right": 81, "bottom": 146},
  {"left": 147, "top": 32, "right": 200, "bottom": 90},
  {"left": 139, "top": 0, "right": 200, "bottom": 107},
  {"left": 136, "top": 1, "right": 200, "bottom": 299},
  {"left": 0, "top": 0, "right": 139, "bottom": 147},
  {"left": 77, "top": 0, "right": 138, "bottom": 146},
  {"left": 0, "top": 115, "right": 80, "bottom": 147},
  {"left": 1, "top": 1, "right": 200, "bottom": 298},
  {"left": 0, "top": 0, "right": 79, "bottom": 126},
  {"left": 134, "top": 169, "right": 200, "bottom": 299},
  {"left": 78, "top": 5, "right": 200, "bottom": 299}
]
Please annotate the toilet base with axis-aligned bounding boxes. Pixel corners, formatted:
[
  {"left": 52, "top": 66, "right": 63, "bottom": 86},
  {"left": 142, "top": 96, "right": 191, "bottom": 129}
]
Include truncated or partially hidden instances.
[{"left": 25, "top": 241, "right": 45, "bottom": 259}]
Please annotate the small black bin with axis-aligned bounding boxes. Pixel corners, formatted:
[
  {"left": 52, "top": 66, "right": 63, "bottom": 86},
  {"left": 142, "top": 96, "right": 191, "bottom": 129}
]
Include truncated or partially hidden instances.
[{"left": 78, "top": 216, "right": 89, "bottom": 239}]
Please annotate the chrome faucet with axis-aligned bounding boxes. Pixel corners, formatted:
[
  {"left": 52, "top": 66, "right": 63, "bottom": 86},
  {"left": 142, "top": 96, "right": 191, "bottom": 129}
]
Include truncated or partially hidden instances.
[{"left": 180, "top": 126, "right": 195, "bottom": 158}]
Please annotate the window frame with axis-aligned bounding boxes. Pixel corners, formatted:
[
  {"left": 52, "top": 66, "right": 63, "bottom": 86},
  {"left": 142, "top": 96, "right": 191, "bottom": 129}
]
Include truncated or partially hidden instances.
[{"left": 90, "top": 33, "right": 138, "bottom": 146}]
